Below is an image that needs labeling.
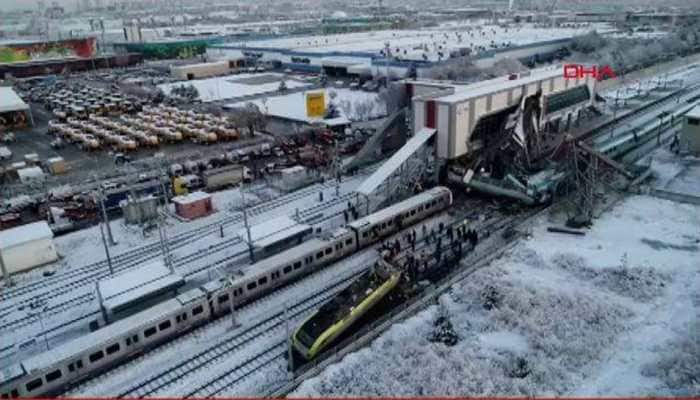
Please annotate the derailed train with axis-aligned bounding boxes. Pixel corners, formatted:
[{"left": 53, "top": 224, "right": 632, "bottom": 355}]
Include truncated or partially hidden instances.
[{"left": 0, "top": 187, "right": 453, "bottom": 398}]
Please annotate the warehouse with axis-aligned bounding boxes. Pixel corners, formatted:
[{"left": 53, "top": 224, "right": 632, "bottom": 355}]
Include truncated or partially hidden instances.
[
  {"left": 411, "top": 64, "right": 597, "bottom": 160},
  {"left": 0, "top": 221, "right": 58, "bottom": 279},
  {"left": 0, "top": 86, "right": 33, "bottom": 128}
]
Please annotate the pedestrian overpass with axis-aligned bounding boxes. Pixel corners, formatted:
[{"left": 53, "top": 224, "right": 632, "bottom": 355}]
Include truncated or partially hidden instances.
[{"left": 354, "top": 127, "right": 436, "bottom": 212}]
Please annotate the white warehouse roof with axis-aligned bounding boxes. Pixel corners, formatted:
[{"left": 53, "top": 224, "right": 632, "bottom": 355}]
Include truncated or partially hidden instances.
[
  {"left": 0, "top": 87, "right": 29, "bottom": 113},
  {"left": 0, "top": 221, "right": 53, "bottom": 250}
]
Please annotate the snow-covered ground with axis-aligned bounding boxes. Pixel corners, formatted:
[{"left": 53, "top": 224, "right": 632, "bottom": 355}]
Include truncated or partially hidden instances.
[
  {"left": 292, "top": 193, "right": 700, "bottom": 396},
  {"left": 228, "top": 88, "right": 387, "bottom": 123},
  {"left": 648, "top": 148, "right": 700, "bottom": 198},
  {"left": 158, "top": 73, "right": 311, "bottom": 102},
  {"left": 224, "top": 23, "right": 612, "bottom": 62}
]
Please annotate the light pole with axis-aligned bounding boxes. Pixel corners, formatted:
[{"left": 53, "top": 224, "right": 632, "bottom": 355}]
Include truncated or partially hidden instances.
[{"left": 99, "top": 222, "right": 114, "bottom": 276}]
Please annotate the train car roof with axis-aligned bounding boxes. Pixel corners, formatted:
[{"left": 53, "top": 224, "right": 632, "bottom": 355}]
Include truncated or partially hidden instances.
[
  {"left": 21, "top": 288, "right": 207, "bottom": 374},
  {"left": 235, "top": 234, "right": 344, "bottom": 281},
  {"left": 348, "top": 187, "right": 449, "bottom": 229},
  {"left": 0, "top": 364, "right": 25, "bottom": 387}
]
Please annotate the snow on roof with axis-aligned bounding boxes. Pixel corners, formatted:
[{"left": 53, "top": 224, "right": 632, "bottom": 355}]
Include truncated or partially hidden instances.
[
  {"left": 21, "top": 288, "right": 206, "bottom": 373},
  {"left": 281, "top": 165, "right": 307, "bottom": 174},
  {"left": 238, "top": 215, "right": 311, "bottom": 248},
  {"left": 686, "top": 105, "right": 700, "bottom": 120},
  {"left": 0, "top": 87, "right": 29, "bottom": 113},
  {"left": 0, "top": 146, "right": 11, "bottom": 158},
  {"left": 172, "top": 191, "right": 211, "bottom": 205},
  {"left": 0, "top": 363, "right": 25, "bottom": 386},
  {"left": 356, "top": 128, "right": 436, "bottom": 196},
  {"left": 349, "top": 186, "right": 448, "bottom": 229},
  {"left": 226, "top": 88, "right": 385, "bottom": 123},
  {"left": 157, "top": 73, "right": 310, "bottom": 102},
  {"left": 17, "top": 166, "right": 44, "bottom": 179},
  {"left": 0, "top": 221, "right": 53, "bottom": 250},
  {"left": 98, "top": 260, "right": 184, "bottom": 311},
  {"left": 433, "top": 66, "right": 563, "bottom": 104}
]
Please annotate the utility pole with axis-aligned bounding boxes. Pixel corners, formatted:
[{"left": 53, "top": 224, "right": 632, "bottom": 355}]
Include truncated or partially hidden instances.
[
  {"left": 285, "top": 303, "right": 294, "bottom": 377},
  {"left": 99, "top": 222, "right": 114, "bottom": 275},
  {"left": 240, "top": 184, "right": 255, "bottom": 263},
  {"left": 228, "top": 278, "right": 239, "bottom": 328},
  {"left": 98, "top": 185, "right": 116, "bottom": 246}
]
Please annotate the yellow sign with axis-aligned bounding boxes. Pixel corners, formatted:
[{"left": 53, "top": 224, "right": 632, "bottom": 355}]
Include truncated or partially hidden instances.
[{"left": 306, "top": 92, "right": 326, "bottom": 118}]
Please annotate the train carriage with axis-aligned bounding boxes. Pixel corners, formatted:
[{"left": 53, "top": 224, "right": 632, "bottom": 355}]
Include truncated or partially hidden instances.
[
  {"left": 0, "top": 288, "right": 210, "bottom": 398},
  {"left": 1, "top": 187, "right": 454, "bottom": 398}
]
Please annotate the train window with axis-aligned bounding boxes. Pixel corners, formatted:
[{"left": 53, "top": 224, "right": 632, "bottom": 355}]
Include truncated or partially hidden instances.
[
  {"left": 10, "top": 390, "right": 18, "bottom": 399},
  {"left": 159, "top": 320, "right": 172, "bottom": 331},
  {"left": 181, "top": 313, "right": 188, "bottom": 321},
  {"left": 283, "top": 265, "right": 292, "bottom": 274},
  {"left": 335, "top": 243, "right": 340, "bottom": 250},
  {"left": 126, "top": 337, "right": 132, "bottom": 346},
  {"left": 218, "top": 294, "right": 230, "bottom": 304},
  {"left": 258, "top": 276, "right": 268, "bottom": 285},
  {"left": 247, "top": 282, "right": 257, "bottom": 290},
  {"left": 68, "top": 363, "right": 75, "bottom": 372},
  {"left": 106, "top": 343, "right": 120, "bottom": 355},
  {"left": 46, "top": 369, "right": 62, "bottom": 383},
  {"left": 131, "top": 335, "right": 139, "bottom": 344},
  {"left": 305, "top": 256, "right": 313, "bottom": 265},
  {"left": 294, "top": 261, "right": 302, "bottom": 270},
  {"left": 362, "top": 232, "right": 368, "bottom": 238},
  {"left": 272, "top": 271, "right": 280, "bottom": 280},
  {"left": 89, "top": 350, "right": 104, "bottom": 363},
  {"left": 325, "top": 247, "right": 332, "bottom": 255},
  {"left": 316, "top": 251, "right": 323, "bottom": 259},
  {"left": 25, "top": 378, "right": 43, "bottom": 392},
  {"left": 388, "top": 220, "right": 393, "bottom": 226},
  {"left": 411, "top": 209, "right": 416, "bottom": 216},
  {"left": 144, "top": 327, "right": 157, "bottom": 337},
  {"left": 192, "top": 305, "right": 204, "bottom": 315},
  {"left": 77, "top": 360, "right": 83, "bottom": 369},
  {"left": 234, "top": 288, "right": 243, "bottom": 296},
  {"left": 345, "top": 238, "right": 353, "bottom": 245}
]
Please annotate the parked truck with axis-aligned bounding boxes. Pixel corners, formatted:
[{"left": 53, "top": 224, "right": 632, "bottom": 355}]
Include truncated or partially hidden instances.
[{"left": 201, "top": 165, "right": 252, "bottom": 191}]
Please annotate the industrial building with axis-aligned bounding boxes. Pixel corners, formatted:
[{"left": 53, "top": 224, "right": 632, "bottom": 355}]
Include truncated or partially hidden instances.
[
  {"left": 170, "top": 58, "right": 246, "bottom": 80},
  {"left": 0, "top": 221, "right": 58, "bottom": 279},
  {"left": 410, "top": 64, "right": 597, "bottom": 160},
  {"left": 206, "top": 23, "right": 607, "bottom": 78}
]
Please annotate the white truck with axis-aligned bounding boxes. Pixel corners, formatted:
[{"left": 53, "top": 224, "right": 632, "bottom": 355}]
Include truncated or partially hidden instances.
[{"left": 202, "top": 165, "right": 252, "bottom": 191}]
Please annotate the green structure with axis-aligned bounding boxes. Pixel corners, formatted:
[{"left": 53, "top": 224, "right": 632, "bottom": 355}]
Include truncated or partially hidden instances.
[{"left": 113, "top": 37, "right": 224, "bottom": 60}]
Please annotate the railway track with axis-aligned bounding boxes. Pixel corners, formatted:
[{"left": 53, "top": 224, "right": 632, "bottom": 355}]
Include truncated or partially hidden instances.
[
  {"left": 0, "top": 193, "right": 356, "bottom": 348},
  {"left": 0, "top": 178, "right": 347, "bottom": 308},
  {"left": 111, "top": 266, "right": 369, "bottom": 398}
]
